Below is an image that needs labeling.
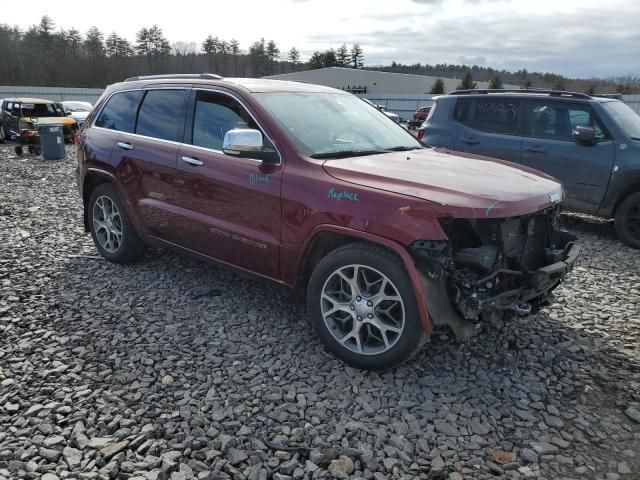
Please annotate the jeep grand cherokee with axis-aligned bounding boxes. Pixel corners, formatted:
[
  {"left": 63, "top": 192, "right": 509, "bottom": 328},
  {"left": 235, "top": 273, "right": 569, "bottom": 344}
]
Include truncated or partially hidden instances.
[{"left": 76, "top": 74, "right": 579, "bottom": 370}]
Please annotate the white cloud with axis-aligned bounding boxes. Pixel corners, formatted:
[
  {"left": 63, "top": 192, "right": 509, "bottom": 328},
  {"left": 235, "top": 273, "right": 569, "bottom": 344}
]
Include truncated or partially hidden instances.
[{"left": 2, "top": 0, "right": 638, "bottom": 78}]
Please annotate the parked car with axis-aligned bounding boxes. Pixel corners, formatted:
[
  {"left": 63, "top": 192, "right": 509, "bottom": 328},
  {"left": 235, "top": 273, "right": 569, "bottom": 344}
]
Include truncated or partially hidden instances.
[
  {"left": 419, "top": 89, "right": 640, "bottom": 248},
  {"left": 362, "top": 98, "right": 400, "bottom": 123},
  {"left": 76, "top": 74, "right": 578, "bottom": 370},
  {"left": 0, "top": 97, "right": 78, "bottom": 143},
  {"left": 61, "top": 101, "right": 93, "bottom": 126},
  {"left": 409, "top": 105, "right": 432, "bottom": 129}
]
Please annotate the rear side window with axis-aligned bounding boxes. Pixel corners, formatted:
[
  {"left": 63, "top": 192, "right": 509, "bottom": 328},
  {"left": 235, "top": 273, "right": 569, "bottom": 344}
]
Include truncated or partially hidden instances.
[
  {"left": 136, "top": 89, "right": 188, "bottom": 142},
  {"left": 95, "top": 91, "right": 143, "bottom": 133},
  {"left": 474, "top": 100, "right": 519, "bottom": 134}
]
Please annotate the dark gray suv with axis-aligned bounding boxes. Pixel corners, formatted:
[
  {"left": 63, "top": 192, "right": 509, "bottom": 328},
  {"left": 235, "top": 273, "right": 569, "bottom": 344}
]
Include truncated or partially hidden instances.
[{"left": 420, "top": 89, "right": 640, "bottom": 248}]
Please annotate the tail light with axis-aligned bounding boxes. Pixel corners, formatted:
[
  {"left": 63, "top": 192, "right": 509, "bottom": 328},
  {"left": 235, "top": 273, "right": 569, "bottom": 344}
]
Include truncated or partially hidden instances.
[
  {"left": 74, "top": 131, "right": 81, "bottom": 145},
  {"left": 417, "top": 129, "right": 425, "bottom": 141}
]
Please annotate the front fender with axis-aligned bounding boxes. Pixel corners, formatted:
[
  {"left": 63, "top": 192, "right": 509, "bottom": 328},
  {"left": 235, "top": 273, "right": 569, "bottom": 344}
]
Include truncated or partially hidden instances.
[{"left": 297, "top": 224, "right": 433, "bottom": 334}]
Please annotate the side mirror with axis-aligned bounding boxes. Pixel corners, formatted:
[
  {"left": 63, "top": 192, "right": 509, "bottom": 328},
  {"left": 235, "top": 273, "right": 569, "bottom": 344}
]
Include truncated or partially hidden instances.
[
  {"left": 223, "top": 128, "right": 278, "bottom": 163},
  {"left": 573, "top": 126, "right": 596, "bottom": 145}
]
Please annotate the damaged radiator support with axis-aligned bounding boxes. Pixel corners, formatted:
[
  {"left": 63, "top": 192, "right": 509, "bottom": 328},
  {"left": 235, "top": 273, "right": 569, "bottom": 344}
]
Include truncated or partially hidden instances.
[{"left": 411, "top": 206, "right": 578, "bottom": 337}]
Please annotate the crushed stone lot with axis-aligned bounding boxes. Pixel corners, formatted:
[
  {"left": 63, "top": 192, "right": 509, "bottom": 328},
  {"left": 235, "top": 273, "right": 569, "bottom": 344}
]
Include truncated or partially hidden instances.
[{"left": 0, "top": 143, "right": 639, "bottom": 480}]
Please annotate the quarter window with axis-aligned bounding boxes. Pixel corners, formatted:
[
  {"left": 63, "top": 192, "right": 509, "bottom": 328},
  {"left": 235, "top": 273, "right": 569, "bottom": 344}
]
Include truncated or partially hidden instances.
[
  {"left": 95, "top": 91, "right": 143, "bottom": 133},
  {"left": 136, "top": 89, "right": 188, "bottom": 142},
  {"left": 191, "top": 91, "right": 275, "bottom": 153}
]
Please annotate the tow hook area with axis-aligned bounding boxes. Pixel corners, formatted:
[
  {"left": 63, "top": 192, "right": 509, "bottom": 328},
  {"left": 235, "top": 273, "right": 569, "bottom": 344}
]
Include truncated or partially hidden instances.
[{"left": 418, "top": 270, "right": 480, "bottom": 341}]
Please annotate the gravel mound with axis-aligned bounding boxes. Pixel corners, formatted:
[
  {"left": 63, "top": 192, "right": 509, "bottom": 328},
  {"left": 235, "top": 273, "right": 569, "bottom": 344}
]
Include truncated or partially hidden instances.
[{"left": 0, "top": 143, "right": 639, "bottom": 479}]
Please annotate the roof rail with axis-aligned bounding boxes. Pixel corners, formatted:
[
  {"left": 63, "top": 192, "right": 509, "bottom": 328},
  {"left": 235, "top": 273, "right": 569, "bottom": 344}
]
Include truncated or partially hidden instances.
[
  {"left": 448, "top": 88, "right": 591, "bottom": 99},
  {"left": 124, "top": 73, "right": 223, "bottom": 82}
]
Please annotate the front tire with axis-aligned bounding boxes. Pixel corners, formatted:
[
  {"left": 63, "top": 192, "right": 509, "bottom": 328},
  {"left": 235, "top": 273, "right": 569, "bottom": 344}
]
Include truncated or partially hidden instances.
[
  {"left": 615, "top": 192, "right": 640, "bottom": 249},
  {"left": 307, "top": 243, "right": 426, "bottom": 370},
  {"left": 88, "top": 183, "right": 146, "bottom": 263}
]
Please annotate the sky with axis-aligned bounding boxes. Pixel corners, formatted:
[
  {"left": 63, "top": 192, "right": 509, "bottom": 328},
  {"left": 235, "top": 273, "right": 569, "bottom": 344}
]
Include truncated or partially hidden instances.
[{"left": 2, "top": 0, "right": 639, "bottom": 79}]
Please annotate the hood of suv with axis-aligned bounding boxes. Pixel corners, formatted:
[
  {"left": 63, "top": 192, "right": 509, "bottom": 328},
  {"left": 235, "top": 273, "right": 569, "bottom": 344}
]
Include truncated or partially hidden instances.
[{"left": 322, "top": 147, "right": 564, "bottom": 218}]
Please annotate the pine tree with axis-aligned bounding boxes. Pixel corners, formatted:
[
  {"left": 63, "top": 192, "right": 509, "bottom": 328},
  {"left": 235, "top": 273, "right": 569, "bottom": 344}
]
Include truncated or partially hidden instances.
[
  {"left": 430, "top": 78, "right": 445, "bottom": 94},
  {"left": 287, "top": 47, "right": 300, "bottom": 65},
  {"left": 456, "top": 71, "right": 476, "bottom": 90},
  {"left": 336, "top": 44, "right": 349, "bottom": 67},
  {"left": 322, "top": 49, "right": 338, "bottom": 67},
  {"left": 350, "top": 43, "right": 364, "bottom": 69},
  {"left": 83, "top": 27, "right": 105, "bottom": 59},
  {"left": 202, "top": 35, "right": 220, "bottom": 55},
  {"left": 488, "top": 75, "right": 503, "bottom": 89},
  {"left": 308, "top": 51, "right": 324, "bottom": 69}
]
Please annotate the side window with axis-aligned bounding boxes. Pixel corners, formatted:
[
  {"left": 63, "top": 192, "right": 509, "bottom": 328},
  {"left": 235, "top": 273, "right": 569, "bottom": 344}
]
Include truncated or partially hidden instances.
[
  {"left": 191, "top": 91, "right": 275, "bottom": 153},
  {"left": 527, "top": 102, "right": 607, "bottom": 141},
  {"left": 474, "top": 100, "right": 519, "bottom": 134},
  {"left": 568, "top": 105, "right": 606, "bottom": 140},
  {"left": 136, "top": 89, "right": 188, "bottom": 142},
  {"left": 95, "top": 91, "right": 143, "bottom": 133},
  {"left": 453, "top": 98, "right": 473, "bottom": 124}
]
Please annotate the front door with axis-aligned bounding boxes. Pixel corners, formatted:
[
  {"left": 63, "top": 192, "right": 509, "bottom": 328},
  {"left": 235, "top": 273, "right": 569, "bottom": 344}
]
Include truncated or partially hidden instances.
[
  {"left": 173, "top": 89, "right": 283, "bottom": 279},
  {"left": 521, "top": 101, "right": 615, "bottom": 212}
]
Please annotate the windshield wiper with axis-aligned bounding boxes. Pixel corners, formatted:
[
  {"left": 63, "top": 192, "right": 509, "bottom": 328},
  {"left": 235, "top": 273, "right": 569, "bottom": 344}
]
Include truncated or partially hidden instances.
[
  {"left": 385, "top": 146, "right": 423, "bottom": 152},
  {"left": 310, "top": 149, "right": 386, "bottom": 159}
]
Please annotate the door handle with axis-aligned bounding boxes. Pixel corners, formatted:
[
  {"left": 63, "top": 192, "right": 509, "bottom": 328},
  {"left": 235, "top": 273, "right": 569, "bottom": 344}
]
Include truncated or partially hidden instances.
[
  {"left": 525, "top": 146, "right": 547, "bottom": 153},
  {"left": 182, "top": 156, "right": 203, "bottom": 166},
  {"left": 117, "top": 142, "right": 133, "bottom": 150},
  {"left": 461, "top": 137, "right": 479, "bottom": 145}
]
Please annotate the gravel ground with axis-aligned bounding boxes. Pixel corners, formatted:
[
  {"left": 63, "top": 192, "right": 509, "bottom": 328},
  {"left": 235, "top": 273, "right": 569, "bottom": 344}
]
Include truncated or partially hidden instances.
[{"left": 0, "top": 143, "right": 639, "bottom": 480}]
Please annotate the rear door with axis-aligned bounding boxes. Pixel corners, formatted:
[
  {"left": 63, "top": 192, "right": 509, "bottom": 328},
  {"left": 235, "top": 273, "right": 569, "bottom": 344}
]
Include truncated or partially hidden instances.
[
  {"left": 88, "top": 90, "right": 143, "bottom": 173},
  {"left": 105, "top": 88, "right": 189, "bottom": 241},
  {"left": 172, "top": 88, "right": 283, "bottom": 278},
  {"left": 521, "top": 100, "right": 615, "bottom": 212},
  {"left": 452, "top": 97, "right": 524, "bottom": 163}
]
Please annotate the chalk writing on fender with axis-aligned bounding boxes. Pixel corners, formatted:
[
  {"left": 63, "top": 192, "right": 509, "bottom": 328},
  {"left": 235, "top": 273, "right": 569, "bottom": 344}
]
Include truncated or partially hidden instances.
[
  {"left": 249, "top": 174, "right": 269, "bottom": 185},
  {"left": 328, "top": 187, "right": 360, "bottom": 202}
]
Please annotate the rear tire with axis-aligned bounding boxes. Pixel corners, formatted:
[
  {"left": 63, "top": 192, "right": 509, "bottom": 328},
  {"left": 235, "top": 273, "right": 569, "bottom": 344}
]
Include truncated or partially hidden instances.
[
  {"left": 307, "top": 243, "right": 426, "bottom": 370},
  {"left": 0, "top": 125, "right": 6, "bottom": 142},
  {"left": 88, "top": 183, "right": 146, "bottom": 263},
  {"left": 615, "top": 191, "right": 640, "bottom": 249}
]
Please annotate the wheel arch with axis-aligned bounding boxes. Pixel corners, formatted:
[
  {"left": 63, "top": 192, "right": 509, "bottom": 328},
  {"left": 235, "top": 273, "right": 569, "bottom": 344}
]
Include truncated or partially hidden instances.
[
  {"left": 82, "top": 172, "right": 113, "bottom": 231},
  {"left": 612, "top": 180, "right": 640, "bottom": 217},
  {"left": 294, "top": 225, "right": 432, "bottom": 334}
]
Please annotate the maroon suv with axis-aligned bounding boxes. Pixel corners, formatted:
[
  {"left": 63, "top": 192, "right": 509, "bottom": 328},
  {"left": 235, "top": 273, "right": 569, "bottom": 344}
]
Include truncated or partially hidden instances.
[{"left": 76, "top": 74, "right": 579, "bottom": 370}]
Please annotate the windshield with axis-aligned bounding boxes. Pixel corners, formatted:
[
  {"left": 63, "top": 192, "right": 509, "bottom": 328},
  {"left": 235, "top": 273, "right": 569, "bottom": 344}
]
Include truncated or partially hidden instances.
[
  {"left": 602, "top": 101, "right": 640, "bottom": 140},
  {"left": 19, "top": 103, "right": 63, "bottom": 117},
  {"left": 254, "top": 92, "right": 422, "bottom": 157},
  {"left": 64, "top": 102, "right": 92, "bottom": 112}
]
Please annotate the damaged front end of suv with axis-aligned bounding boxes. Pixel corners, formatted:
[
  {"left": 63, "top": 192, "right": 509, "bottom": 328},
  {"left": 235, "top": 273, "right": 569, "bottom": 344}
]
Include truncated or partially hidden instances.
[{"left": 412, "top": 206, "right": 579, "bottom": 338}]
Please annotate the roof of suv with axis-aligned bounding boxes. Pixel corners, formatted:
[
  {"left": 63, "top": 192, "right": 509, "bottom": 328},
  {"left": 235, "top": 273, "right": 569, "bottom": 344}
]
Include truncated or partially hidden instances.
[
  {"left": 114, "top": 74, "right": 342, "bottom": 94},
  {"left": 447, "top": 89, "right": 615, "bottom": 103}
]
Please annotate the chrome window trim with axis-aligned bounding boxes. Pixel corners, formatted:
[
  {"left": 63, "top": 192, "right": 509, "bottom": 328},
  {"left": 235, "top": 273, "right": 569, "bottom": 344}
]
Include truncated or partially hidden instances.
[
  {"left": 90, "top": 86, "right": 282, "bottom": 166},
  {"left": 92, "top": 126, "right": 185, "bottom": 147}
]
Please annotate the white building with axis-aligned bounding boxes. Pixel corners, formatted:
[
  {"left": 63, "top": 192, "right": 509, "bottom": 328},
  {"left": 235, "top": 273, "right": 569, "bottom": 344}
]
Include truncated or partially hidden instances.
[{"left": 265, "top": 67, "right": 519, "bottom": 95}]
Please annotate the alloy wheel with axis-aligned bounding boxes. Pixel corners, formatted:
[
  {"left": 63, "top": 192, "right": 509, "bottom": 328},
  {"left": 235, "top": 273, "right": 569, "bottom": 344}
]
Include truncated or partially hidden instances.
[
  {"left": 92, "top": 195, "right": 123, "bottom": 253},
  {"left": 321, "top": 264, "right": 405, "bottom": 355}
]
